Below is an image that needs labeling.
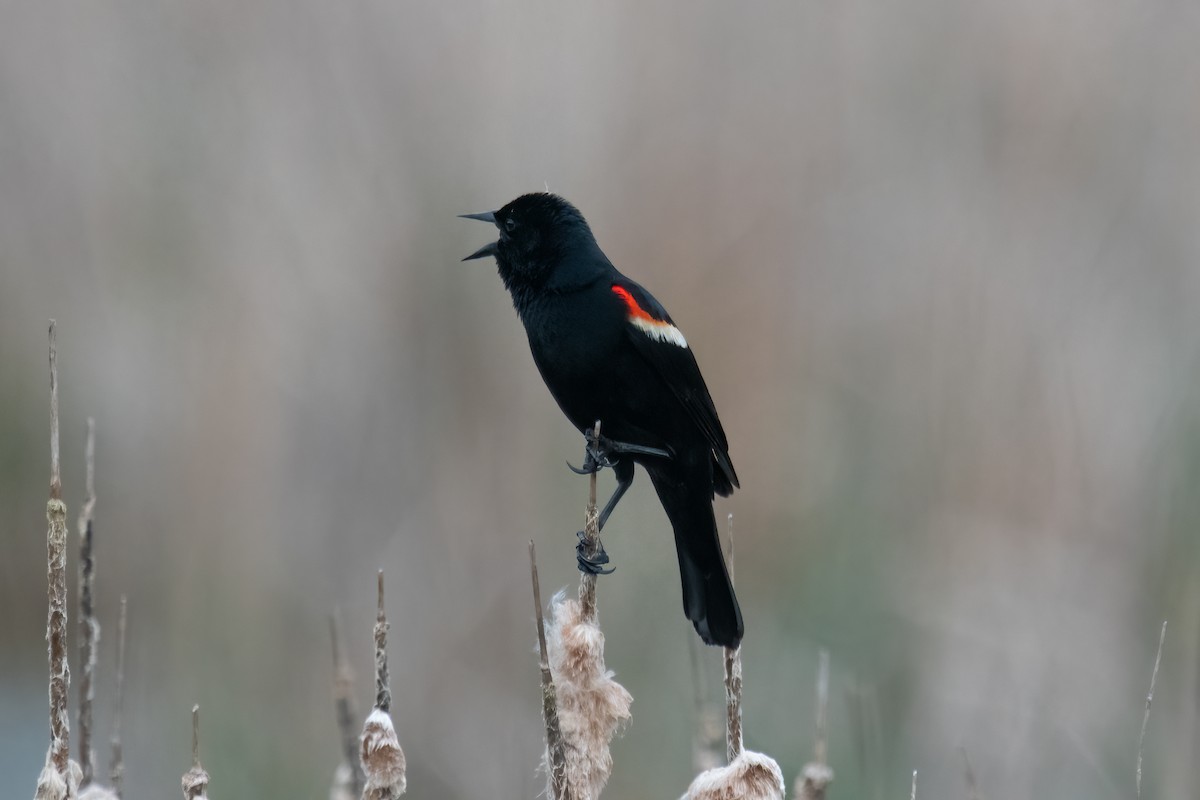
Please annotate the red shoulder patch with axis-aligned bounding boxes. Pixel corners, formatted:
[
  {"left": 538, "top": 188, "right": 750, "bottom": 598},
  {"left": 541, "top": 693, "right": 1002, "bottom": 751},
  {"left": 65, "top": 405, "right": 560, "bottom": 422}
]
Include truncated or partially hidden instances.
[
  {"left": 610, "top": 285, "right": 688, "bottom": 348},
  {"left": 611, "top": 285, "right": 655, "bottom": 321}
]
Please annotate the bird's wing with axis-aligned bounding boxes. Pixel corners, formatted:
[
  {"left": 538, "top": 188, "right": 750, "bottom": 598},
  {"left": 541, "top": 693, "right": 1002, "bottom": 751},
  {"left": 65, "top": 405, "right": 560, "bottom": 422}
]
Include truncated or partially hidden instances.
[{"left": 609, "top": 277, "right": 739, "bottom": 492}]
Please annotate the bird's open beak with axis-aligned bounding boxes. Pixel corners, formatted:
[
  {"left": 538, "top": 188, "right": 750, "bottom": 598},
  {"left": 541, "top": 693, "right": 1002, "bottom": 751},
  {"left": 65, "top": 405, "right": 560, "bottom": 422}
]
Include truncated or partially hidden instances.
[
  {"left": 462, "top": 240, "right": 499, "bottom": 261},
  {"left": 459, "top": 210, "right": 500, "bottom": 261},
  {"left": 459, "top": 211, "right": 497, "bottom": 223}
]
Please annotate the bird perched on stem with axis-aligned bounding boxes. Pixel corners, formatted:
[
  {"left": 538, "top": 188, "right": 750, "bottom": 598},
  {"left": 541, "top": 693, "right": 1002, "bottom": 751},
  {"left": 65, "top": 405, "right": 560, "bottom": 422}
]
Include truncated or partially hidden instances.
[{"left": 461, "top": 193, "right": 743, "bottom": 648}]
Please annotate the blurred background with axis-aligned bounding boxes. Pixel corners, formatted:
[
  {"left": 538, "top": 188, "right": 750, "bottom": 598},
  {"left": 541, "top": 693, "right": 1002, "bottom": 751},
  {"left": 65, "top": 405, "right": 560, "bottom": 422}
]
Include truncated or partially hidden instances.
[{"left": 2, "top": 1, "right": 1197, "bottom": 797}]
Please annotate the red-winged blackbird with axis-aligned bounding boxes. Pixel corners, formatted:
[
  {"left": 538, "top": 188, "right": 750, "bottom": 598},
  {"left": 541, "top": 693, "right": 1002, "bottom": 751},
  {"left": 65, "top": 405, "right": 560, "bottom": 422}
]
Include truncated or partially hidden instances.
[{"left": 462, "top": 193, "right": 743, "bottom": 648}]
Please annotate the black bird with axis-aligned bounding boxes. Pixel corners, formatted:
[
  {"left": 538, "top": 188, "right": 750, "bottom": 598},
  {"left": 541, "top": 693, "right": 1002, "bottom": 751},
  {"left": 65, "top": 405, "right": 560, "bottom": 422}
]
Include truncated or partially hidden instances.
[{"left": 461, "top": 193, "right": 743, "bottom": 648}]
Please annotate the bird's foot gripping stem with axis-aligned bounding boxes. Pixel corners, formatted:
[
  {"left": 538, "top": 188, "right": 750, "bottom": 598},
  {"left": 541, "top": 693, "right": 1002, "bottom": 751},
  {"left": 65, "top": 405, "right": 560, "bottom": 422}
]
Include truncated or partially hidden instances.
[
  {"left": 576, "top": 530, "right": 615, "bottom": 575},
  {"left": 566, "top": 430, "right": 671, "bottom": 475}
]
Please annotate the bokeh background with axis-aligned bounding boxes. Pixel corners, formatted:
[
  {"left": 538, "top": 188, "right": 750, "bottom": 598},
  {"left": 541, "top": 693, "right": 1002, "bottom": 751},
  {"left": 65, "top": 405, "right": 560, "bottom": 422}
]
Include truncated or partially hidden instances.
[{"left": 2, "top": 1, "right": 1198, "bottom": 797}]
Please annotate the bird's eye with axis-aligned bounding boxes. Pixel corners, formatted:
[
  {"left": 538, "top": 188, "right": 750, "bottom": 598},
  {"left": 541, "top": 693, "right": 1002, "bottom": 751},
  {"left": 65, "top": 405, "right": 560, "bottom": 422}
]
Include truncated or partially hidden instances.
[{"left": 505, "top": 217, "right": 517, "bottom": 232}]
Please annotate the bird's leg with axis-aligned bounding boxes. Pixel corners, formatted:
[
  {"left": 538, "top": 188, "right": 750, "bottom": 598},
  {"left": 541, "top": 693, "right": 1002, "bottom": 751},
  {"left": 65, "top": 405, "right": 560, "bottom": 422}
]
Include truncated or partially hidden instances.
[
  {"left": 597, "top": 460, "right": 634, "bottom": 531},
  {"left": 566, "top": 429, "right": 671, "bottom": 475},
  {"left": 575, "top": 459, "right": 633, "bottom": 575},
  {"left": 600, "top": 437, "right": 672, "bottom": 460}
]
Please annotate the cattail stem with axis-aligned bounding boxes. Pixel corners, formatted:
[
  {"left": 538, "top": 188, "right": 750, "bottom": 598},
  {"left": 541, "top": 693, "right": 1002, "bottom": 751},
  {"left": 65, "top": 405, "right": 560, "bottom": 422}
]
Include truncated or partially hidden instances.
[
  {"left": 49, "top": 321, "right": 61, "bottom": 501},
  {"left": 192, "top": 705, "right": 201, "bottom": 769},
  {"left": 46, "top": 320, "right": 72, "bottom": 776},
  {"left": 796, "top": 650, "right": 834, "bottom": 800},
  {"left": 846, "top": 681, "right": 884, "bottom": 800},
  {"left": 330, "top": 612, "right": 365, "bottom": 797},
  {"left": 374, "top": 571, "right": 391, "bottom": 713},
  {"left": 181, "top": 704, "right": 210, "bottom": 799},
  {"left": 689, "top": 633, "right": 723, "bottom": 773},
  {"left": 110, "top": 595, "right": 127, "bottom": 797},
  {"left": 723, "top": 514, "right": 742, "bottom": 762},
  {"left": 958, "top": 748, "right": 980, "bottom": 800},
  {"left": 530, "top": 542, "right": 550, "bottom": 673},
  {"left": 578, "top": 421, "right": 602, "bottom": 622},
  {"left": 1137, "top": 620, "right": 1167, "bottom": 800},
  {"left": 78, "top": 417, "right": 98, "bottom": 787},
  {"left": 359, "top": 572, "right": 407, "bottom": 799},
  {"left": 724, "top": 646, "right": 744, "bottom": 762},
  {"left": 530, "top": 541, "right": 571, "bottom": 800},
  {"left": 814, "top": 650, "right": 829, "bottom": 764}
]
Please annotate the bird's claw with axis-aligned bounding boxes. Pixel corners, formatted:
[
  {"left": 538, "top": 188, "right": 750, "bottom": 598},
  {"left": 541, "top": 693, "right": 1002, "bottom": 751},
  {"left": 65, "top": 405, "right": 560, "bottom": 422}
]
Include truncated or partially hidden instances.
[
  {"left": 576, "top": 531, "right": 615, "bottom": 575},
  {"left": 566, "top": 440, "right": 617, "bottom": 475},
  {"left": 561, "top": 455, "right": 604, "bottom": 474}
]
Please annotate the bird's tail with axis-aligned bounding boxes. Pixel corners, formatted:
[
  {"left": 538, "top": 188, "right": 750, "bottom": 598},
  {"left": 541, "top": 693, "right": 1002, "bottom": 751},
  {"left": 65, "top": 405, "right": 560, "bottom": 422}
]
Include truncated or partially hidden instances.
[{"left": 647, "top": 467, "right": 743, "bottom": 648}]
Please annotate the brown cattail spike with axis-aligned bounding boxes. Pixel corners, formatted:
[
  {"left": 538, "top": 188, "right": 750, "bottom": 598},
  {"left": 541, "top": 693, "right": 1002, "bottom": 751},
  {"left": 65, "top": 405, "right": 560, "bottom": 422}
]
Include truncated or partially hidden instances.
[
  {"left": 684, "top": 751, "right": 786, "bottom": 800},
  {"left": 542, "top": 590, "right": 632, "bottom": 799},
  {"left": 360, "top": 708, "right": 407, "bottom": 799}
]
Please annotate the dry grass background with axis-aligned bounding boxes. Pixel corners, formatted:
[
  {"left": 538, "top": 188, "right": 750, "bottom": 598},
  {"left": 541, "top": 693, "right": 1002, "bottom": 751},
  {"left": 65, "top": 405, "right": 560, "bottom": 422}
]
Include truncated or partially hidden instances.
[{"left": 2, "top": 1, "right": 1199, "bottom": 797}]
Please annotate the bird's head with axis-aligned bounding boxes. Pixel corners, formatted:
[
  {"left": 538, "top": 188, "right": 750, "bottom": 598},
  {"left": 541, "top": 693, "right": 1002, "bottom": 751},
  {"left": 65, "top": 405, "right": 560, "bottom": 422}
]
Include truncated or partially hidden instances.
[{"left": 460, "top": 193, "right": 600, "bottom": 289}]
